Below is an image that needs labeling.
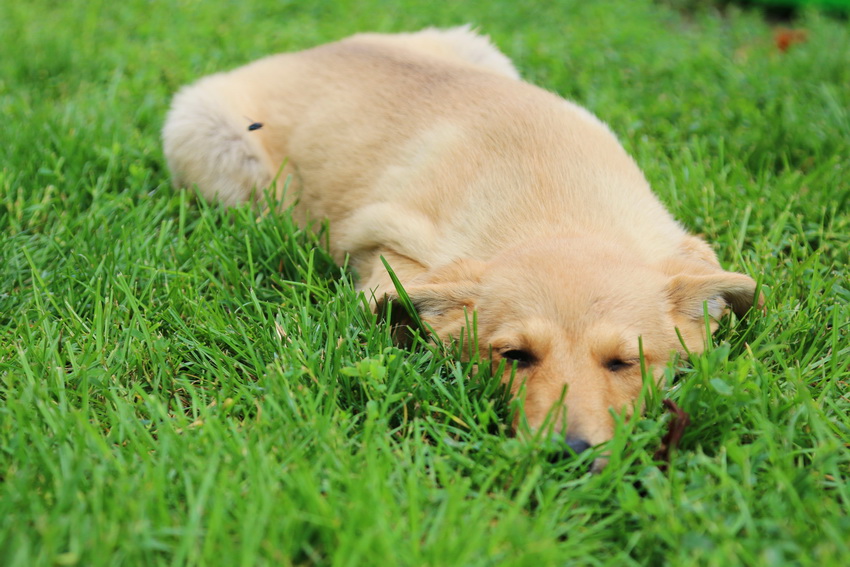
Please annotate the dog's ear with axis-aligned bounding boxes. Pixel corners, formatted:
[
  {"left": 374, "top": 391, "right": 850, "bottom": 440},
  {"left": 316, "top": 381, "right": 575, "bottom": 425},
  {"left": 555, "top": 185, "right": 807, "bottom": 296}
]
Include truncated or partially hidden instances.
[
  {"left": 667, "top": 270, "right": 761, "bottom": 322},
  {"left": 665, "top": 236, "right": 764, "bottom": 323},
  {"left": 667, "top": 269, "right": 761, "bottom": 355},
  {"left": 663, "top": 244, "right": 763, "bottom": 353},
  {"left": 377, "top": 258, "right": 485, "bottom": 342}
]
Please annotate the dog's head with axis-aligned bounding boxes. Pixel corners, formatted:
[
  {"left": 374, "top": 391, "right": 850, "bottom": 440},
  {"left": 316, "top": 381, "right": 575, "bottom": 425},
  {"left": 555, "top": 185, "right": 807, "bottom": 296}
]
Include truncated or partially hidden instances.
[{"left": 382, "top": 236, "right": 760, "bottom": 464}]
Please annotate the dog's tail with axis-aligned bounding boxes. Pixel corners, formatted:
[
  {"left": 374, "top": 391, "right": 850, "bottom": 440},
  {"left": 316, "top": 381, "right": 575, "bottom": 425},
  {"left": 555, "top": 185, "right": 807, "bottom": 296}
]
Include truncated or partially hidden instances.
[{"left": 162, "top": 74, "right": 278, "bottom": 206}]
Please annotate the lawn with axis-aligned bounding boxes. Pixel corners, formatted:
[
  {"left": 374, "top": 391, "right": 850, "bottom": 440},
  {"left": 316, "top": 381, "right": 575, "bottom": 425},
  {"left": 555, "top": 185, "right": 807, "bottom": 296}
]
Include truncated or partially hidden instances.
[{"left": 1, "top": 0, "right": 848, "bottom": 565}]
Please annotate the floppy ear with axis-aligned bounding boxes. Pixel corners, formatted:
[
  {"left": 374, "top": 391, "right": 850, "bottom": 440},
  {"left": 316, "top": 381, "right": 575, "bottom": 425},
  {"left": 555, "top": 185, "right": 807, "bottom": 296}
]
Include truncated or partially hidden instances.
[
  {"left": 377, "top": 258, "right": 485, "bottom": 342},
  {"left": 667, "top": 270, "right": 761, "bottom": 323},
  {"left": 665, "top": 235, "right": 764, "bottom": 323}
]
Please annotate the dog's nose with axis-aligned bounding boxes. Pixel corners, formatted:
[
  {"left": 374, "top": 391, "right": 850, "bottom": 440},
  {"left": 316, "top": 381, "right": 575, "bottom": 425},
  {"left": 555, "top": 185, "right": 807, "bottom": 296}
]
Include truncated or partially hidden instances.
[
  {"left": 564, "top": 437, "right": 592, "bottom": 455},
  {"left": 546, "top": 435, "right": 595, "bottom": 465}
]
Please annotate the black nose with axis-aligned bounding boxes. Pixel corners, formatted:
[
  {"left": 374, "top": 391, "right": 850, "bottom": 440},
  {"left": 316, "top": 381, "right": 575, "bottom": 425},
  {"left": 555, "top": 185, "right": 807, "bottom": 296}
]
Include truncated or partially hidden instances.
[{"left": 565, "top": 437, "right": 591, "bottom": 455}]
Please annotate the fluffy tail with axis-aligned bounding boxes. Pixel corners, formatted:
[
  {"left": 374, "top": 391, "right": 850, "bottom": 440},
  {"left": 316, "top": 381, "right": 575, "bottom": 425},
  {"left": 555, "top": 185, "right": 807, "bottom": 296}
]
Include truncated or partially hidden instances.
[{"left": 162, "top": 75, "right": 276, "bottom": 206}]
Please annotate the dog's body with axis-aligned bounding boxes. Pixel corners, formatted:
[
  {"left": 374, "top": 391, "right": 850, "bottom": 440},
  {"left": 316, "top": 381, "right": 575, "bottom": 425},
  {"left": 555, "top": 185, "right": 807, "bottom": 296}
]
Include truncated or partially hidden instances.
[{"left": 163, "top": 27, "right": 759, "bottom": 460}]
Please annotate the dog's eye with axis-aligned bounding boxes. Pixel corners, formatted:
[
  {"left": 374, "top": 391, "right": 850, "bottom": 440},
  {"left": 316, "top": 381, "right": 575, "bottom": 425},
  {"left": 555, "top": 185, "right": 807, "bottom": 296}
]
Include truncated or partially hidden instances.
[
  {"left": 501, "top": 349, "right": 535, "bottom": 368},
  {"left": 605, "top": 358, "right": 636, "bottom": 372}
]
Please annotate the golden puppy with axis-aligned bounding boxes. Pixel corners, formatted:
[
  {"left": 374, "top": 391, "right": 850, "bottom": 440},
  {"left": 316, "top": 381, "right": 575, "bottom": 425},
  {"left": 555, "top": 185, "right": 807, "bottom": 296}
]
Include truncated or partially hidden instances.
[{"left": 163, "top": 27, "right": 760, "bottom": 463}]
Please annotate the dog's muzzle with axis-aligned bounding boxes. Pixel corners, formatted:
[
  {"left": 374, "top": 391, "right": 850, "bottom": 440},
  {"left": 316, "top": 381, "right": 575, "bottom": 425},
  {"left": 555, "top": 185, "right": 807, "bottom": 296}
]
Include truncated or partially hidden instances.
[{"left": 565, "top": 437, "right": 592, "bottom": 455}]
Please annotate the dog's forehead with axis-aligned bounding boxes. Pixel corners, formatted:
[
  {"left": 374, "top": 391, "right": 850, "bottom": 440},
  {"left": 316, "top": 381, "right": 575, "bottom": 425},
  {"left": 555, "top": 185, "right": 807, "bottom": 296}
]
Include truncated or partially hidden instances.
[
  {"left": 485, "top": 241, "right": 665, "bottom": 298},
  {"left": 476, "top": 242, "right": 673, "bottom": 333}
]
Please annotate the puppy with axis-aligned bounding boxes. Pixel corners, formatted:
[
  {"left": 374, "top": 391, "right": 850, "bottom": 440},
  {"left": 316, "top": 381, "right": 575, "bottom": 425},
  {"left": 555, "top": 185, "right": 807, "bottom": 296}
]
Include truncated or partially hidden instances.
[{"left": 162, "top": 27, "right": 760, "bottom": 464}]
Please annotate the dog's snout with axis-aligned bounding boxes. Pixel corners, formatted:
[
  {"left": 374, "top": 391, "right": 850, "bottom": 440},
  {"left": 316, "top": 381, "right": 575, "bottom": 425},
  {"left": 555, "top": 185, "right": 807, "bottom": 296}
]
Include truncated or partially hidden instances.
[
  {"left": 546, "top": 435, "right": 594, "bottom": 465},
  {"left": 565, "top": 437, "right": 592, "bottom": 455}
]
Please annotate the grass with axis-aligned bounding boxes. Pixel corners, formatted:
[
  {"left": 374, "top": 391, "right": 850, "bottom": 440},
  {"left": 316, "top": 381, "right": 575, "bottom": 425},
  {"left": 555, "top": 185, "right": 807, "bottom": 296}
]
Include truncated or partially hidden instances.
[{"left": 1, "top": 0, "right": 848, "bottom": 565}]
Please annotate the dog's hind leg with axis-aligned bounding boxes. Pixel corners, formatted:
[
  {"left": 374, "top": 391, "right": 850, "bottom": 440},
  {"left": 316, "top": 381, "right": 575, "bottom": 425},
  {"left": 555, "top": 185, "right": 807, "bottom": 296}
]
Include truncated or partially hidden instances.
[
  {"left": 417, "top": 25, "right": 521, "bottom": 79},
  {"left": 357, "top": 26, "right": 521, "bottom": 80}
]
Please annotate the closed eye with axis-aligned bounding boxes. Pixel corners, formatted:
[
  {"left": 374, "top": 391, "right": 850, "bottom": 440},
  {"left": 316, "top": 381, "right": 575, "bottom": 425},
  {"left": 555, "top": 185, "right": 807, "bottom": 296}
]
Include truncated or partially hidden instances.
[
  {"left": 605, "top": 358, "right": 638, "bottom": 372},
  {"left": 501, "top": 349, "right": 536, "bottom": 368}
]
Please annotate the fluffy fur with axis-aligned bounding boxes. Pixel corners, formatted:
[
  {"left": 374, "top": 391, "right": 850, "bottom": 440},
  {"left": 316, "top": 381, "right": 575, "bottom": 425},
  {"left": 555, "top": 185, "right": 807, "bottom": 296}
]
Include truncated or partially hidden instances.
[{"left": 163, "top": 27, "right": 761, "bottom": 466}]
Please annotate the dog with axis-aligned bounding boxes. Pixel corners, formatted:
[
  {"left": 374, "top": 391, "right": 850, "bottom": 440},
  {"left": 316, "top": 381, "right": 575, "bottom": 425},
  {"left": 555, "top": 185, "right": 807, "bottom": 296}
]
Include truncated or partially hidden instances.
[{"left": 162, "top": 27, "right": 760, "bottom": 467}]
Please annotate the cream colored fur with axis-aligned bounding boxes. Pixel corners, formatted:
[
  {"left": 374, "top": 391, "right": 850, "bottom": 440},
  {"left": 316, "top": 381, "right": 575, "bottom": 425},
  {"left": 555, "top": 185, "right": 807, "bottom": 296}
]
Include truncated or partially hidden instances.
[{"left": 163, "top": 27, "right": 760, "bottom": 465}]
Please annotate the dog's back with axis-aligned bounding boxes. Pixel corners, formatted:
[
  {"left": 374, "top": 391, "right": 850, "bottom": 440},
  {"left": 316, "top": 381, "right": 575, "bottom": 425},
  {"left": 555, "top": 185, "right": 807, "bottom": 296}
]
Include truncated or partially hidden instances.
[
  {"left": 162, "top": 26, "right": 516, "bottom": 209},
  {"left": 163, "top": 27, "right": 686, "bottom": 270}
]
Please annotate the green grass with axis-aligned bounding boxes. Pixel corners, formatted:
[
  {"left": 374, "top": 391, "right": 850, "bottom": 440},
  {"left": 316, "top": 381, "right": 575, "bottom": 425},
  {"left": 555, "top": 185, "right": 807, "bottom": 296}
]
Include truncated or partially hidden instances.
[{"left": 1, "top": 0, "right": 849, "bottom": 565}]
